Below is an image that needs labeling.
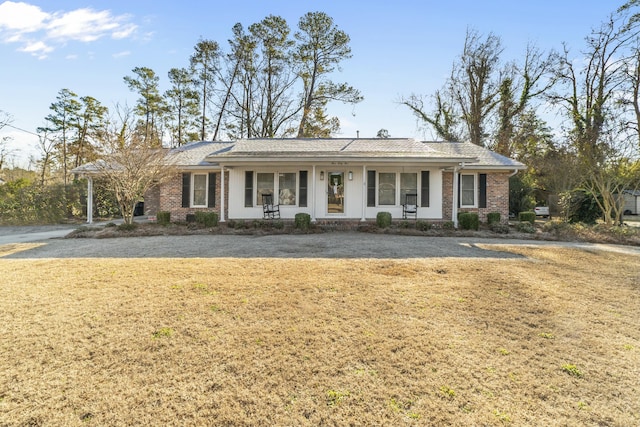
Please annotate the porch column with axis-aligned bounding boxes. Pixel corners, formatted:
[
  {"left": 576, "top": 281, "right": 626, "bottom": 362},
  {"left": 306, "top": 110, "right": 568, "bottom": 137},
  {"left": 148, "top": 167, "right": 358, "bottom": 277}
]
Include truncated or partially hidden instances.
[
  {"left": 86, "top": 176, "right": 93, "bottom": 224},
  {"left": 452, "top": 166, "right": 459, "bottom": 228},
  {"left": 361, "top": 165, "right": 366, "bottom": 221},
  {"left": 311, "top": 165, "right": 317, "bottom": 222},
  {"left": 220, "top": 165, "right": 225, "bottom": 223}
]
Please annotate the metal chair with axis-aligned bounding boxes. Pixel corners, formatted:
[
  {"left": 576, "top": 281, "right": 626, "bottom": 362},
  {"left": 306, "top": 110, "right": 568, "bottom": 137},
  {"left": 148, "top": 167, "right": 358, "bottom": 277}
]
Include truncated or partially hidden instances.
[
  {"left": 262, "top": 193, "right": 280, "bottom": 219},
  {"left": 402, "top": 193, "right": 418, "bottom": 219}
]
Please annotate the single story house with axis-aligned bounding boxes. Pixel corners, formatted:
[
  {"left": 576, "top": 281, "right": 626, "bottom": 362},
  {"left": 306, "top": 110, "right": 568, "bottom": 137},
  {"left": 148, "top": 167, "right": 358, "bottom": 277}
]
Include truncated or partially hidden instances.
[{"left": 138, "top": 138, "right": 525, "bottom": 226}]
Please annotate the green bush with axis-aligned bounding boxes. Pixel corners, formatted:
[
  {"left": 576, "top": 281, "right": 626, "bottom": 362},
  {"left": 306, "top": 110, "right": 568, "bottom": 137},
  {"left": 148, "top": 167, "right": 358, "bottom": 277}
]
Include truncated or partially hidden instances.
[
  {"left": 518, "top": 211, "right": 536, "bottom": 224},
  {"left": 117, "top": 222, "right": 138, "bottom": 232},
  {"left": 459, "top": 212, "right": 479, "bottom": 230},
  {"left": 442, "top": 221, "right": 455, "bottom": 230},
  {"left": 487, "top": 212, "right": 501, "bottom": 225},
  {"left": 157, "top": 211, "right": 171, "bottom": 225},
  {"left": 195, "top": 211, "right": 218, "bottom": 227},
  {"left": 560, "top": 190, "right": 602, "bottom": 224},
  {"left": 416, "top": 220, "right": 432, "bottom": 231},
  {"left": 294, "top": 213, "right": 311, "bottom": 230},
  {"left": 489, "top": 223, "right": 510, "bottom": 234},
  {"left": 376, "top": 212, "right": 392, "bottom": 228},
  {"left": 516, "top": 222, "right": 536, "bottom": 233}
]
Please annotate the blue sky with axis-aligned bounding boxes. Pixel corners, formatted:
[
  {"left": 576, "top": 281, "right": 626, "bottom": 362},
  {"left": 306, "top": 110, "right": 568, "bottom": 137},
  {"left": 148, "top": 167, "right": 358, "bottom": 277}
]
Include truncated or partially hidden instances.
[{"left": 0, "top": 0, "right": 622, "bottom": 167}]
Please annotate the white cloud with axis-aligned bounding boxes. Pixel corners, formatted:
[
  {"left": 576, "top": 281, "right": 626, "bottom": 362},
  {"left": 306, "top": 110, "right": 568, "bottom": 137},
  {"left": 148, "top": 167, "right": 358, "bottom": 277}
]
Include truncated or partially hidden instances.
[
  {"left": 112, "top": 50, "right": 131, "bottom": 58},
  {"left": 0, "top": 1, "right": 48, "bottom": 32},
  {"left": 0, "top": 1, "right": 138, "bottom": 56}
]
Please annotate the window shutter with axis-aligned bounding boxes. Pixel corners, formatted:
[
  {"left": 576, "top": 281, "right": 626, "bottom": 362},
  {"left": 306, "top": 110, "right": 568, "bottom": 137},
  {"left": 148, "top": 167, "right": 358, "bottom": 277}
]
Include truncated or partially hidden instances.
[
  {"left": 367, "top": 170, "right": 376, "bottom": 207},
  {"left": 457, "top": 174, "right": 460, "bottom": 208},
  {"left": 299, "top": 171, "right": 308, "bottom": 207},
  {"left": 244, "top": 171, "right": 253, "bottom": 207},
  {"left": 421, "top": 171, "right": 430, "bottom": 207},
  {"left": 208, "top": 173, "right": 216, "bottom": 208},
  {"left": 181, "top": 173, "right": 190, "bottom": 208},
  {"left": 479, "top": 174, "right": 487, "bottom": 208}
]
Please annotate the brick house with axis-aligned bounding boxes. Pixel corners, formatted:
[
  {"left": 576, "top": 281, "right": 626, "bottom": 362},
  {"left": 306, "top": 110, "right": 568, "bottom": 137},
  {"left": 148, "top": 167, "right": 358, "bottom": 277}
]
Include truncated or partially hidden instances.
[{"left": 153, "top": 138, "right": 524, "bottom": 226}]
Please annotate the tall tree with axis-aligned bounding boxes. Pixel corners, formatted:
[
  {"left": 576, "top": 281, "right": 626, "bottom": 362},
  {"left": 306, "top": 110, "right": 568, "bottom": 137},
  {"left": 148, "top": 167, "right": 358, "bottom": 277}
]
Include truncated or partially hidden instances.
[
  {"left": 72, "top": 96, "right": 107, "bottom": 168},
  {"left": 190, "top": 39, "right": 221, "bottom": 140},
  {"left": 249, "top": 15, "right": 298, "bottom": 137},
  {"left": 165, "top": 67, "right": 200, "bottom": 146},
  {"left": 38, "top": 88, "right": 81, "bottom": 185},
  {"left": 450, "top": 29, "right": 503, "bottom": 147},
  {"left": 294, "top": 11, "right": 362, "bottom": 137},
  {"left": 551, "top": 17, "right": 635, "bottom": 225},
  {"left": 123, "top": 66, "right": 165, "bottom": 146},
  {"left": 493, "top": 44, "right": 556, "bottom": 156},
  {"left": 400, "top": 91, "right": 461, "bottom": 141}
]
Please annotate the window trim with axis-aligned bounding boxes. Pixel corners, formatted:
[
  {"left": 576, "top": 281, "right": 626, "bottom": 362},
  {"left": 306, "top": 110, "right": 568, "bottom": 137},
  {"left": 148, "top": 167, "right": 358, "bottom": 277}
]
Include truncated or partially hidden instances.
[
  {"left": 247, "top": 170, "right": 307, "bottom": 208},
  {"left": 460, "top": 173, "right": 477, "bottom": 208},
  {"left": 191, "top": 173, "right": 209, "bottom": 208}
]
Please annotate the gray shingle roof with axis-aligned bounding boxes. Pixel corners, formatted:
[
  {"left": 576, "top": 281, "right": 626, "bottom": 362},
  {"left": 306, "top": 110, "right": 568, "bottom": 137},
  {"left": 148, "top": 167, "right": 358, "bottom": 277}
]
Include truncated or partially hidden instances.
[
  {"left": 422, "top": 141, "right": 526, "bottom": 169},
  {"left": 203, "top": 138, "right": 525, "bottom": 169},
  {"left": 168, "top": 141, "right": 235, "bottom": 166}
]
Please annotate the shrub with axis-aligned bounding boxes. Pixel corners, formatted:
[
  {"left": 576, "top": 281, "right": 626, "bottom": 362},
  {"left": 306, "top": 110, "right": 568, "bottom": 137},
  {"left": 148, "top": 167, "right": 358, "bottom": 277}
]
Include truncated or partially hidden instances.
[
  {"left": 376, "top": 212, "right": 392, "bottom": 228},
  {"left": 442, "top": 221, "right": 455, "bottom": 230},
  {"left": 487, "top": 212, "right": 501, "bottom": 225},
  {"left": 516, "top": 222, "right": 536, "bottom": 233},
  {"left": 117, "top": 222, "right": 138, "bottom": 232},
  {"left": 416, "top": 220, "right": 432, "bottom": 231},
  {"left": 294, "top": 213, "right": 311, "bottom": 230},
  {"left": 157, "top": 211, "right": 171, "bottom": 225},
  {"left": 489, "top": 223, "right": 510, "bottom": 234},
  {"left": 459, "top": 212, "right": 479, "bottom": 230},
  {"left": 195, "top": 211, "right": 218, "bottom": 227},
  {"left": 560, "top": 190, "right": 602, "bottom": 224},
  {"left": 518, "top": 211, "right": 536, "bottom": 224}
]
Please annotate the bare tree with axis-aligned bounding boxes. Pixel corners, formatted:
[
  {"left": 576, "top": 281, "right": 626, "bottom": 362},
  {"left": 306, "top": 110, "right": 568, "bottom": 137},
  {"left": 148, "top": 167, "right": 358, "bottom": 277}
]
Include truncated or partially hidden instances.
[{"left": 93, "top": 106, "right": 176, "bottom": 224}]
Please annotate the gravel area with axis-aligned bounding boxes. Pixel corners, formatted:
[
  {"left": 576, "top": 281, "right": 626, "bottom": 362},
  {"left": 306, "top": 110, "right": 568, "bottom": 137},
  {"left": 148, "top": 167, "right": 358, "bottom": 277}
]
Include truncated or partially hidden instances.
[{"left": 2, "top": 230, "right": 640, "bottom": 259}]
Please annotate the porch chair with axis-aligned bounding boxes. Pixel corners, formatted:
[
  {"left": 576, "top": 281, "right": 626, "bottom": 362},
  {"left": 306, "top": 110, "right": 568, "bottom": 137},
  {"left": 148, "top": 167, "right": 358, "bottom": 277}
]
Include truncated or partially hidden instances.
[
  {"left": 402, "top": 193, "right": 418, "bottom": 219},
  {"left": 262, "top": 193, "right": 280, "bottom": 219}
]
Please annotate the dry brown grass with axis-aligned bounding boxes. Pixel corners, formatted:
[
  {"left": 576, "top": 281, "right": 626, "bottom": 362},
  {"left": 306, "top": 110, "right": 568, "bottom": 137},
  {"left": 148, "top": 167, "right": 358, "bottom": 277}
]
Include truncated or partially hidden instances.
[{"left": 0, "top": 244, "right": 639, "bottom": 426}]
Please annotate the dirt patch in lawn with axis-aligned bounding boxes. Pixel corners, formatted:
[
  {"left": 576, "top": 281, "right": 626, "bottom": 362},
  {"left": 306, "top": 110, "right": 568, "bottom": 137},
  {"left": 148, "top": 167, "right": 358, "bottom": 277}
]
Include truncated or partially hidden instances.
[{"left": 0, "top": 246, "right": 638, "bottom": 426}]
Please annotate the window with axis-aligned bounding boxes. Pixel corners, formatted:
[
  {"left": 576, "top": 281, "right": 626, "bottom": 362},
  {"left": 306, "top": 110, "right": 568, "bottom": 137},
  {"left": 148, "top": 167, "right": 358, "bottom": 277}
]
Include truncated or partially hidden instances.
[
  {"left": 460, "top": 174, "right": 476, "bottom": 207},
  {"left": 299, "top": 171, "right": 308, "bottom": 207},
  {"left": 278, "top": 173, "right": 296, "bottom": 205},
  {"left": 244, "top": 171, "right": 253, "bottom": 207},
  {"left": 421, "top": 171, "right": 430, "bottom": 207},
  {"left": 378, "top": 172, "right": 396, "bottom": 205},
  {"left": 367, "top": 170, "right": 376, "bottom": 207},
  {"left": 193, "top": 174, "right": 207, "bottom": 206},
  {"left": 400, "top": 173, "right": 417, "bottom": 204},
  {"left": 256, "top": 173, "right": 274, "bottom": 205},
  {"left": 181, "top": 172, "right": 216, "bottom": 208}
]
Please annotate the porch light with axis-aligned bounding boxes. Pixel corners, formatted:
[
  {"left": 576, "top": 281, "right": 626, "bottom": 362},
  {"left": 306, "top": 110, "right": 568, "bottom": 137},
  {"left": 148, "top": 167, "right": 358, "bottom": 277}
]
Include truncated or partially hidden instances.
[
  {"left": 348, "top": 171, "right": 353, "bottom": 180},
  {"left": 320, "top": 171, "right": 325, "bottom": 180}
]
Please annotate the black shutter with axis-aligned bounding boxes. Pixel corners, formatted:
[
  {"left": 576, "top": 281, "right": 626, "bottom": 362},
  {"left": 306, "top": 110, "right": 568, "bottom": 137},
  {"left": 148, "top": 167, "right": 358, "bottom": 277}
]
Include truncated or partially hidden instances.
[
  {"left": 208, "top": 173, "right": 216, "bottom": 208},
  {"left": 367, "top": 170, "right": 376, "bottom": 207},
  {"left": 299, "top": 171, "right": 308, "bottom": 207},
  {"left": 479, "top": 173, "right": 487, "bottom": 208},
  {"left": 457, "top": 173, "right": 460, "bottom": 208},
  {"left": 244, "top": 171, "right": 253, "bottom": 207},
  {"left": 421, "top": 171, "right": 430, "bottom": 207},
  {"left": 181, "top": 173, "right": 190, "bottom": 208}
]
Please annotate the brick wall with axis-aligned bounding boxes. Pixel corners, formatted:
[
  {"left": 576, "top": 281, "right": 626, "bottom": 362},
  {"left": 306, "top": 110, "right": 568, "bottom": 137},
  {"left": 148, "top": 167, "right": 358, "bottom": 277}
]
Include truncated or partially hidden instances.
[
  {"left": 158, "top": 171, "right": 227, "bottom": 222},
  {"left": 441, "top": 171, "right": 510, "bottom": 224}
]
